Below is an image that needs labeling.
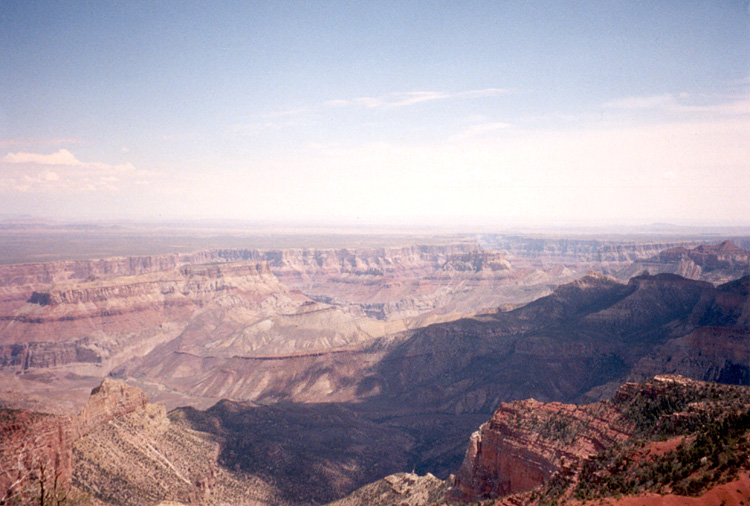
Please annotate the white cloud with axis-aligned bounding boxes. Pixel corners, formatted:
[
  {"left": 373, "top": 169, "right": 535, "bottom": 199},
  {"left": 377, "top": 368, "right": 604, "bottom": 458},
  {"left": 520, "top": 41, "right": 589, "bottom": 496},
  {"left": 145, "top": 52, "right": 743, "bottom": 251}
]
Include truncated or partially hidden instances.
[
  {"left": 270, "top": 88, "right": 510, "bottom": 118},
  {"left": 236, "top": 88, "right": 512, "bottom": 136},
  {"left": 603, "top": 94, "right": 676, "bottom": 110},
  {"left": 603, "top": 93, "right": 750, "bottom": 116},
  {"left": 0, "top": 149, "right": 159, "bottom": 194},
  {"left": 2, "top": 148, "right": 81, "bottom": 165},
  {"left": 322, "top": 88, "right": 509, "bottom": 110}
]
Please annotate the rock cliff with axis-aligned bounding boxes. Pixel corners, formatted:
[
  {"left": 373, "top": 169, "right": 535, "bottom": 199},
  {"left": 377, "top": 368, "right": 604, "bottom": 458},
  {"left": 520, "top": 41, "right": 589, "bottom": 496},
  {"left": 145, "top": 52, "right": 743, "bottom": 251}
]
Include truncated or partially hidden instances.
[
  {"left": 0, "top": 243, "right": 522, "bottom": 411},
  {"left": 325, "top": 472, "right": 447, "bottom": 506},
  {"left": 0, "top": 378, "right": 150, "bottom": 504},
  {"left": 72, "top": 393, "right": 277, "bottom": 506},
  {"left": 648, "top": 241, "right": 750, "bottom": 283},
  {"left": 447, "top": 376, "right": 750, "bottom": 504},
  {"left": 480, "top": 234, "right": 704, "bottom": 265},
  {"left": 0, "top": 409, "right": 74, "bottom": 504},
  {"left": 74, "top": 378, "right": 148, "bottom": 438},
  {"left": 0, "top": 260, "right": 294, "bottom": 409},
  {"left": 447, "top": 396, "right": 632, "bottom": 502},
  {"left": 373, "top": 272, "right": 750, "bottom": 415}
]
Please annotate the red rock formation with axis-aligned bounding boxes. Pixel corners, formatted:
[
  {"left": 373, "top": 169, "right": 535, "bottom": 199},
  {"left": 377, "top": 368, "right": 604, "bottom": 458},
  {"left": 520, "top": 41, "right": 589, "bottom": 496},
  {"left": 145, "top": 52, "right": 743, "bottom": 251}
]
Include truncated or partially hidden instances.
[
  {"left": 0, "top": 260, "right": 287, "bottom": 371},
  {"left": 0, "top": 410, "right": 73, "bottom": 503},
  {"left": 74, "top": 378, "right": 148, "bottom": 438},
  {"left": 0, "top": 378, "right": 148, "bottom": 504},
  {"left": 447, "top": 376, "right": 750, "bottom": 504},
  {"left": 447, "top": 398, "right": 632, "bottom": 502}
]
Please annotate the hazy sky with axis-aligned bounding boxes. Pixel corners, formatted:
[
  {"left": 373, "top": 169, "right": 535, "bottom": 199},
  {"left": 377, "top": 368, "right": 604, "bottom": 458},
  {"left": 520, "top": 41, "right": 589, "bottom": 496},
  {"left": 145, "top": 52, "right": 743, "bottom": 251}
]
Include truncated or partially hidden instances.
[{"left": 1, "top": 1, "right": 749, "bottom": 228}]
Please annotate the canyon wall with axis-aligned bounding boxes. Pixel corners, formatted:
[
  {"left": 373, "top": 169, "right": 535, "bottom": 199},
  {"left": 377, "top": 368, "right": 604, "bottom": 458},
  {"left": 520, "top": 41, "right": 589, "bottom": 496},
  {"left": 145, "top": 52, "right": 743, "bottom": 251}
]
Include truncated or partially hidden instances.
[
  {"left": 0, "top": 378, "right": 148, "bottom": 504},
  {"left": 447, "top": 375, "right": 750, "bottom": 504},
  {"left": 447, "top": 397, "right": 632, "bottom": 501}
]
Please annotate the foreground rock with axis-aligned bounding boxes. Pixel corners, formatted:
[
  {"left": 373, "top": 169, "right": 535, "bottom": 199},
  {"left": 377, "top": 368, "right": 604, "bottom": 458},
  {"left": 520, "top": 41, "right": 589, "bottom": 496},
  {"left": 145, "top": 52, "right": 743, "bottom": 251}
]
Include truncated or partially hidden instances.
[
  {"left": 325, "top": 472, "right": 447, "bottom": 506},
  {"left": 0, "top": 379, "right": 152, "bottom": 504},
  {"left": 447, "top": 375, "right": 750, "bottom": 504},
  {"left": 73, "top": 397, "right": 275, "bottom": 506},
  {"left": 0, "top": 409, "right": 74, "bottom": 504}
]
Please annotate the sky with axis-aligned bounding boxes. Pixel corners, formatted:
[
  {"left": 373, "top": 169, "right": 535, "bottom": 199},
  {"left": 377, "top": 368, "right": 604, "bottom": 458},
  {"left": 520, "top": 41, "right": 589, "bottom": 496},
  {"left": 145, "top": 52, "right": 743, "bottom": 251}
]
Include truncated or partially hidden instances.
[{"left": 1, "top": 1, "right": 749, "bottom": 229}]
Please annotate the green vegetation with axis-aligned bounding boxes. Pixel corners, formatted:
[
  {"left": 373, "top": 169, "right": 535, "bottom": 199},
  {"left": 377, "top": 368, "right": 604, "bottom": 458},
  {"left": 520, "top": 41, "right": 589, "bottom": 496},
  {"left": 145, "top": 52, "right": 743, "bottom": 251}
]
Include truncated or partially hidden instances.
[
  {"left": 519, "top": 379, "right": 750, "bottom": 505},
  {"left": 538, "top": 416, "right": 581, "bottom": 445},
  {"left": 616, "top": 379, "right": 750, "bottom": 437},
  {"left": 574, "top": 405, "right": 750, "bottom": 500},
  {"left": 507, "top": 407, "right": 584, "bottom": 446}
]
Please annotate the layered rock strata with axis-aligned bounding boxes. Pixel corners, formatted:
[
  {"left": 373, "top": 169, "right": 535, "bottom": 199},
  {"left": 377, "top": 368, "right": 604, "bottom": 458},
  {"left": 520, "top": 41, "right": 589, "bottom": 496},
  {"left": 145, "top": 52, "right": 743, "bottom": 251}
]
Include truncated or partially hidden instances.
[
  {"left": 0, "top": 378, "right": 148, "bottom": 504},
  {"left": 447, "top": 375, "right": 750, "bottom": 504},
  {"left": 447, "top": 397, "right": 632, "bottom": 501}
]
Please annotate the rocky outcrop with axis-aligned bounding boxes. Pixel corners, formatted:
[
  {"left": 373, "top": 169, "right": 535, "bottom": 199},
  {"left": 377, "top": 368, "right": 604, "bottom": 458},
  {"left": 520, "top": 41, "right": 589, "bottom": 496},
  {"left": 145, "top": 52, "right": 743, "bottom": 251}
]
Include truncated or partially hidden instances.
[
  {"left": 0, "top": 409, "right": 74, "bottom": 504},
  {"left": 447, "top": 376, "right": 750, "bottom": 504},
  {"left": 373, "top": 273, "right": 750, "bottom": 416},
  {"left": 447, "top": 397, "right": 632, "bottom": 501},
  {"left": 658, "top": 241, "right": 749, "bottom": 269},
  {"left": 647, "top": 241, "right": 750, "bottom": 284},
  {"left": 0, "top": 378, "right": 151, "bottom": 504},
  {"left": 0, "top": 260, "right": 291, "bottom": 376},
  {"left": 325, "top": 472, "right": 447, "bottom": 506},
  {"left": 0, "top": 243, "right": 487, "bottom": 289},
  {"left": 73, "top": 378, "right": 148, "bottom": 438},
  {"left": 0, "top": 243, "right": 520, "bottom": 411},
  {"left": 1, "top": 376, "right": 281, "bottom": 506},
  {"left": 246, "top": 244, "right": 517, "bottom": 321},
  {"left": 73, "top": 398, "right": 277, "bottom": 506},
  {"left": 478, "top": 235, "right": 750, "bottom": 284}
]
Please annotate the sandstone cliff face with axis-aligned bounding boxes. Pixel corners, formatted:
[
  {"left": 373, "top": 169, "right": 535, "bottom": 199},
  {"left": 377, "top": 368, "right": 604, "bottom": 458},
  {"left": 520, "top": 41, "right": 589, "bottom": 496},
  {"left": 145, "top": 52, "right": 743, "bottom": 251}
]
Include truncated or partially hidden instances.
[
  {"left": 0, "top": 243, "right": 521, "bottom": 411},
  {"left": 657, "top": 241, "right": 750, "bottom": 271},
  {"left": 0, "top": 378, "right": 150, "bottom": 504},
  {"left": 74, "top": 378, "right": 148, "bottom": 438},
  {"left": 0, "top": 409, "right": 74, "bottom": 504},
  {"left": 447, "top": 397, "right": 632, "bottom": 502},
  {"left": 479, "top": 235, "right": 750, "bottom": 286},
  {"left": 0, "top": 243, "right": 495, "bottom": 288},
  {"left": 480, "top": 235, "right": 704, "bottom": 265},
  {"left": 0, "top": 260, "right": 291, "bottom": 377},
  {"left": 623, "top": 241, "right": 750, "bottom": 285},
  {"left": 248, "top": 244, "right": 516, "bottom": 321},
  {"left": 447, "top": 376, "right": 750, "bottom": 504},
  {"left": 2, "top": 376, "right": 285, "bottom": 506}
]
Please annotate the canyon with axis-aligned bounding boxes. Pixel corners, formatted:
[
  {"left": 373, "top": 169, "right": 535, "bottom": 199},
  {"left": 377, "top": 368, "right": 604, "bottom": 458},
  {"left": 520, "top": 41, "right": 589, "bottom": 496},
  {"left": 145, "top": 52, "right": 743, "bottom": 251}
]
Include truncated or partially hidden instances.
[{"left": 1, "top": 232, "right": 749, "bottom": 505}]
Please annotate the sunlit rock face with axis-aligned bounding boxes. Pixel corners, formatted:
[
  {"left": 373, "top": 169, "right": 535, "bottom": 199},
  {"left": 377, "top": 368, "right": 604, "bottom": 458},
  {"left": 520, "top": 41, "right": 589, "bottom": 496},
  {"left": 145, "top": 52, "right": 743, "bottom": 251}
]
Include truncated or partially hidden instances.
[
  {"left": 0, "top": 379, "right": 149, "bottom": 504},
  {"left": 447, "top": 375, "right": 750, "bottom": 504}
]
